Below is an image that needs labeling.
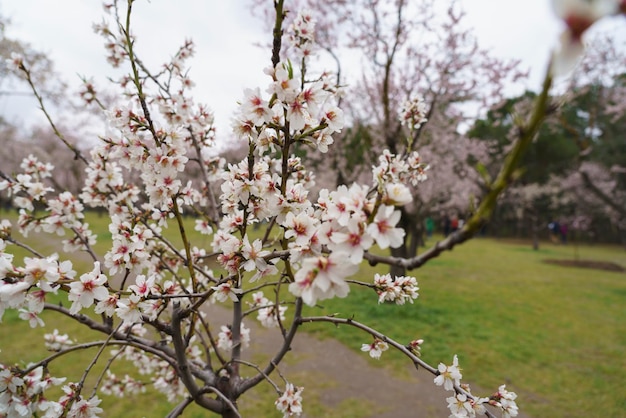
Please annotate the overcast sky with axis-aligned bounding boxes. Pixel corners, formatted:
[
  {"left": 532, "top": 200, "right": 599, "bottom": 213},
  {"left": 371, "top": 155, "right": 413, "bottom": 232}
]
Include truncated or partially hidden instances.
[{"left": 0, "top": 0, "right": 583, "bottom": 140}]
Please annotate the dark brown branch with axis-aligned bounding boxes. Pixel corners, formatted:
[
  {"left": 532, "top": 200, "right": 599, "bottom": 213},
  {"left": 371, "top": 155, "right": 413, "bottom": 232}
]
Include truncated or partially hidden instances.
[{"left": 171, "top": 302, "right": 223, "bottom": 413}]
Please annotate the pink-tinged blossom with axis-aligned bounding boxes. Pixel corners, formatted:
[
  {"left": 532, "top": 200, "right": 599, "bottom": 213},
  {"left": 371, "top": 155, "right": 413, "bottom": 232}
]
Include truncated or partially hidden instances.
[
  {"left": 211, "top": 282, "right": 241, "bottom": 303},
  {"left": 251, "top": 292, "right": 288, "bottom": 328},
  {"left": 0, "top": 365, "right": 65, "bottom": 417},
  {"left": 240, "top": 236, "right": 270, "bottom": 273},
  {"left": 286, "top": 97, "right": 310, "bottom": 132},
  {"left": 94, "top": 294, "right": 119, "bottom": 317},
  {"left": 361, "top": 338, "right": 389, "bottom": 359},
  {"left": 492, "top": 385, "right": 519, "bottom": 418},
  {"left": 374, "top": 273, "right": 419, "bottom": 305},
  {"left": 258, "top": 303, "right": 288, "bottom": 328},
  {"left": 22, "top": 256, "right": 60, "bottom": 287},
  {"left": 194, "top": 219, "right": 213, "bottom": 235},
  {"left": 283, "top": 211, "right": 318, "bottom": 246},
  {"left": 289, "top": 252, "right": 358, "bottom": 306},
  {"left": 323, "top": 185, "right": 352, "bottom": 226},
  {"left": 128, "top": 274, "right": 155, "bottom": 297},
  {"left": 408, "top": 338, "right": 424, "bottom": 356},
  {"left": 299, "top": 82, "right": 325, "bottom": 116},
  {"left": 241, "top": 87, "right": 273, "bottom": 126},
  {"left": 44, "top": 329, "right": 75, "bottom": 351},
  {"left": 0, "top": 368, "right": 24, "bottom": 393},
  {"left": 0, "top": 281, "right": 30, "bottom": 312},
  {"left": 322, "top": 106, "right": 344, "bottom": 133},
  {"left": 68, "top": 262, "right": 109, "bottom": 315},
  {"left": 384, "top": 183, "right": 413, "bottom": 206},
  {"left": 268, "top": 62, "right": 299, "bottom": 103},
  {"left": 68, "top": 395, "right": 103, "bottom": 418},
  {"left": 19, "top": 308, "right": 45, "bottom": 328},
  {"left": 275, "top": 383, "right": 304, "bottom": 418},
  {"left": 115, "top": 294, "right": 143, "bottom": 324},
  {"left": 328, "top": 217, "right": 373, "bottom": 263},
  {"left": 217, "top": 323, "right": 250, "bottom": 351},
  {"left": 367, "top": 205, "right": 405, "bottom": 249},
  {"left": 446, "top": 393, "right": 473, "bottom": 417},
  {"left": 399, "top": 95, "right": 428, "bottom": 131},
  {"left": 469, "top": 396, "right": 488, "bottom": 416},
  {"left": 434, "top": 355, "right": 462, "bottom": 391},
  {"left": 100, "top": 370, "right": 146, "bottom": 397}
]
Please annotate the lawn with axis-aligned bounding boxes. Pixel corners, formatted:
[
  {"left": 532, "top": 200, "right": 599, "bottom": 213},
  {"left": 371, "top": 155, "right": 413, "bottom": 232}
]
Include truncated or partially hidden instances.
[
  {"left": 303, "top": 237, "right": 626, "bottom": 418},
  {"left": 1, "top": 208, "right": 625, "bottom": 417}
]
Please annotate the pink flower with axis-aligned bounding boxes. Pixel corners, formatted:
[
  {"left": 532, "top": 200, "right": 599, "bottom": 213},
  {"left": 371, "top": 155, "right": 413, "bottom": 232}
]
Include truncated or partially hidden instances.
[
  {"left": 68, "top": 395, "right": 103, "bottom": 418},
  {"left": 446, "top": 393, "right": 473, "bottom": 416},
  {"left": 241, "top": 87, "right": 272, "bottom": 126},
  {"left": 211, "top": 282, "right": 241, "bottom": 303},
  {"left": 329, "top": 217, "right": 373, "bottom": 263},
  {"left": 289, "top": 252, "right": 358, "bottom": 306},
  {"left": 114, "top": 294, "right": 143, "bottom": 324},
  {"left": 283, "top": 211, "right": 318, "bottom": 246},
  {"left": 19, "top": 308, "right": 45, "bottom": 328},
  {"left": 240, "top": 236, "right": 270, "bottom": 273},
  {"left": 367, "top": 205, "right": 405, "bottom": 249},
  {"left": 361, "top": 338, "right": 389, "bottom": 359},
  {"left": 68, "top": 262, "right": 109, "bottom": 314},
  {"left": 434, "top": 355, "right": 462, "bottom": 391},
  {"left": 275, "top": 383, "right": 304, "bottom": 418},
  {"left": 128, "top": 274, "right": 155, "bottom": 297},
  {"left": 44, "top": 329, "right": 75, "bottom": 351},
  {"left": 217, "top": 323, "right": 250, "bottom": 351},
  {"left": 194, "top": 219, "right": 213, "bottom": 235}
]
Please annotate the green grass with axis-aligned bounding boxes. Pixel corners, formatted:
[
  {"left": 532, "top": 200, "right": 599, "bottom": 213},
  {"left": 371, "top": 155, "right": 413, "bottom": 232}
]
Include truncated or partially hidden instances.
[
  {"left": 303, "top": 237, "right": 626, "bottom": 418},
  {"left": 2, "top": 207, "right": 626, "bottom": 417}
]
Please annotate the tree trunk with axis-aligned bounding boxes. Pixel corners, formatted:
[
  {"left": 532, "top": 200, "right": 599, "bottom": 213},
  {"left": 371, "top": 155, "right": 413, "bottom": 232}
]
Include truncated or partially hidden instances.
[
  {"left": 390, "top": 244, "right": 408, "bottom": 277},
  {"left": 530, "top": 210, "right": 539, "bottom": 251}
]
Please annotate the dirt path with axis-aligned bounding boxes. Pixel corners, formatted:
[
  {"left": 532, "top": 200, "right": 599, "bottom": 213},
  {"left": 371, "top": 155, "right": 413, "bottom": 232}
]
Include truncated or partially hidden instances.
[{"left": 208, "top": 306, "right": 532, "bottom": 418}]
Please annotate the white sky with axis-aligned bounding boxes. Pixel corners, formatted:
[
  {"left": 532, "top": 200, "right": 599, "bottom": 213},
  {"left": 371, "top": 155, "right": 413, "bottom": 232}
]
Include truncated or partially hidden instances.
[{"left": 0, "top": 0, "right": 574, "bottom": 141}]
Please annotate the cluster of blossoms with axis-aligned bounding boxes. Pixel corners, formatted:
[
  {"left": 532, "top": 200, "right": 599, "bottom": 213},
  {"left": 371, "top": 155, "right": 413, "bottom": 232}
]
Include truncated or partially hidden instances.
[
  {"left": 373, "top": 149, "right": 429, "bottom": 189},
  {"left": 0, "top": 155, "right": 96, "bottom": 252},
  {"left": 288, "top": 9, "right": 316, "bottom": 58},
  {"left": 434, "top": 355, "right": 519, "bottom": 417},
  {"left": 43, "top": 329, "right": 74, "bottom": 352},
  {"left": 0, "top": 364, "right": 80, "bottom": 417},
  {"left": 373, "top": 273, "right": 419, "bottom": 304},
  {"left": 109, "top": 345, "right": 190, "bottom": 403},
  {"left": 250, "top": 291, "right": 288, "bottom": 328},
  {"left": 0, "top": 241, "right": 77, "bottom": 328},
  {"left": 217, "top": 323, "right": 251, "bottom": 351},
  {"left": 232, "top": 62, "right": 343, "bottom": 154},
  {"left": 60, "top": 385, "right": 104, "bottom": 418},
  {"left": 275, "top": 383, "right": 304, "bottom": 418},
  {"left": 100, "top": 370, "right": 145, "bottom": 398},
  {"left": 399, "top": 95, "right": 428, "bottom": 131}
]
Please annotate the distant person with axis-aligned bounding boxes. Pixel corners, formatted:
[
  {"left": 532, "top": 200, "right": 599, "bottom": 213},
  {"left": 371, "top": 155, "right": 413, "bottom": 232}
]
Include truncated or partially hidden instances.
[
  {"left": 425, "top": 217, "right": 434, "bottom": 238},
  {"left": 451, "top": 216, "right": 459, "bottom": 233},
  {"left": 560, "top": 223, "right": 568, "bottom": 244},
  {"left": 548, "top": 221, "right": 560, "bottom": 243}
]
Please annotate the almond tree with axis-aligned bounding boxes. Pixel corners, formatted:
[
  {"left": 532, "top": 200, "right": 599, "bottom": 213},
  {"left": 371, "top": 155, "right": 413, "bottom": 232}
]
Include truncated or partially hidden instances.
[
  {"left": 0, "top": 1, "right": 623, "bottom": 417},
  {"left": 557, "top": 34, "right": 626, "bottom": 237},
  {"left": 472, "top": 31, "right": 626, "bottom": 246},
  {"left": 253, "top": 0, "right": 531, "bottom": 275}
]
